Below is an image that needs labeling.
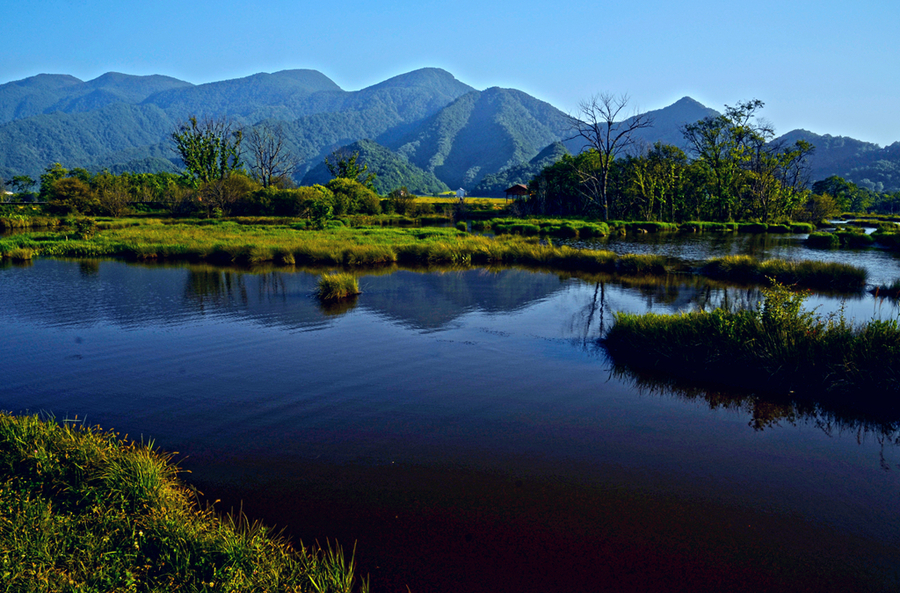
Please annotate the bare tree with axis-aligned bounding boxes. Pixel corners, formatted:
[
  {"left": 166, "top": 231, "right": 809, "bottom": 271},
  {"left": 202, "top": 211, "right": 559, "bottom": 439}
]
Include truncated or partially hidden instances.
[
  {"left": 567, "top": 93, "right": 653, "bottom": 220},
  {"left": 246, "top": 122, "right": 297, "bottom": 188}
]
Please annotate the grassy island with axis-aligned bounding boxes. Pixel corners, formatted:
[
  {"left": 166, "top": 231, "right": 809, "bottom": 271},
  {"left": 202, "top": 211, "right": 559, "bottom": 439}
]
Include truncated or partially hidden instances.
[
  {"left": 0, "top": 413, "right": 368, "bottom": 593},
  {"left": 603, "top": 283, "right": 900, "bottom": 402}
]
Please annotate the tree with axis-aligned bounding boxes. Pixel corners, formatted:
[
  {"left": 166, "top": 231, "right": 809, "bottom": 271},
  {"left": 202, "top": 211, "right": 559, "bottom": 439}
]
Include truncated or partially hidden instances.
[
  {"left": 49, "top": 177, "right": 98, "bottom": 214},
  {"left": 172, "top": 116, "right": 244, "bottom": 186},
  {"left": 10, "top": 175, "right": 36, "bottom": 195},
  {"left": 325, "top": 149, "right": 376, "bottom": 191},
  {"left": 246, "top": 122, "right": 297, "bottom": 188},
  {"left": 39, "top": 163, "right": 69, "bottom": 201},
  {"left": 812, "top": 176, "right": 871, "bottom": 212},
  {"left": 566, "top": 93, "right": 653, "bottom": 221},
  {"left": 621, "top": 143, "right": 690, "bottom": 221}
]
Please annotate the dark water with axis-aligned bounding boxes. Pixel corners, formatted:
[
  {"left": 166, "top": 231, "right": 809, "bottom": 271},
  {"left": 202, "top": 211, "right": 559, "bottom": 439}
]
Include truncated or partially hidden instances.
[{"left": 1, "top": 258, "right": 899, "bottom": 592}]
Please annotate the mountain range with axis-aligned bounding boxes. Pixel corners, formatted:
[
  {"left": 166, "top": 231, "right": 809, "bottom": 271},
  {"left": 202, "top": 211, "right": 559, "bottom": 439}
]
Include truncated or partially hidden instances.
[{"left": 0, "top": 68, "right": 897, "bottom": 195}]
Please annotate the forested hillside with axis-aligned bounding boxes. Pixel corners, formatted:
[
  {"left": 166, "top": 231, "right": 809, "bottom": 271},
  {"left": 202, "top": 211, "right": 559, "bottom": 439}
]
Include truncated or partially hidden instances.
[{"left": 0, "top": 68, "right": 897, "bottom": 193}]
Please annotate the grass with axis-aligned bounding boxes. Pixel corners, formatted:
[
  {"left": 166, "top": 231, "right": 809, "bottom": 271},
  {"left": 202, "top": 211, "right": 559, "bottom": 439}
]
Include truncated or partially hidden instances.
[
  {"left": 700, "top": 255, "right": 867, "bottom": 292},
  {"left": 870, "top": 279, "right": 900, "bottom": 300},
  {"left": 603, "top": 282, "right": 900, "bottom": 400},
  {"left": 317, "top": 273, "right": 361, "bottom": 301},
  {"left": 4, "top": 217, "right": 875, "bottom": 292},
  {"left": 0, "top": 412, "right": 368, "bottom": 593}
]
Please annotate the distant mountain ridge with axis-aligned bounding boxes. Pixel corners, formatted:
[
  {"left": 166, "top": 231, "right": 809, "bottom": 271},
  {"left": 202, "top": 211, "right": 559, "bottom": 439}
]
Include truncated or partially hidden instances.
[{"left": 0, "top": 68, "right": 897, "bottom": 193}]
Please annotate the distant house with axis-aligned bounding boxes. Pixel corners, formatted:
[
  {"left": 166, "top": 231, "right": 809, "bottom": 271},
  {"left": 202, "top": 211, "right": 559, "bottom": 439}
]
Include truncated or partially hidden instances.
[{"left": 504, "top": 184, "right": 530, "bottom": 201}]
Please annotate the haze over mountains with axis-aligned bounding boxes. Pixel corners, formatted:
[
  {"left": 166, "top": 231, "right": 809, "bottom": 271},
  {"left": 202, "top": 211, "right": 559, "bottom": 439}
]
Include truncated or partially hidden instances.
[{"left": 1, "top": 68, "right": 897, "bottom": 194}]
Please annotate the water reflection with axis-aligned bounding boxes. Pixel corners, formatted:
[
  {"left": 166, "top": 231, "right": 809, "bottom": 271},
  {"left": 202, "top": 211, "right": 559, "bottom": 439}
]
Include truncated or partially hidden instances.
[{"left": 609, "top": 360, "right": 900, "bottom": 446}]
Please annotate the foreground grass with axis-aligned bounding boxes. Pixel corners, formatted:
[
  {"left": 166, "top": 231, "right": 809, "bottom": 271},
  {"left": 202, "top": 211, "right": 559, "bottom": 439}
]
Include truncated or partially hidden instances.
[
  {"left": 603, "top": 283, "right": 900, "bottom": 401},
  {"left": 0, "top": 413, "right": 368, "bottom": 593}
]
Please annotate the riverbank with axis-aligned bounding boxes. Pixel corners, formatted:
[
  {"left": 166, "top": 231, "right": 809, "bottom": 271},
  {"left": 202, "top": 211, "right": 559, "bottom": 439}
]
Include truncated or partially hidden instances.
[
  {"left": 0, "top": 412, "right": 368, "bottom": 592},
  {"left": 0, "top": 218, "right": 870, "bottom": 292}
]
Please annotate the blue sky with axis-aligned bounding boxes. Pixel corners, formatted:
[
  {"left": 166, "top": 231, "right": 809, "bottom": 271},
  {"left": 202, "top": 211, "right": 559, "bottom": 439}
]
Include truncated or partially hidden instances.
[{"left": 3, "top": 0, "right": 897, "bottom": 146}]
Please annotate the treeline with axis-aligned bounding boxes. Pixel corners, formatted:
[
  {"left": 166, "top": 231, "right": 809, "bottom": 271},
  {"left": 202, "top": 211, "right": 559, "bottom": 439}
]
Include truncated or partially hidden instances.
[{"left": 525, "top": 100, "right": 900, "bottom": 222}]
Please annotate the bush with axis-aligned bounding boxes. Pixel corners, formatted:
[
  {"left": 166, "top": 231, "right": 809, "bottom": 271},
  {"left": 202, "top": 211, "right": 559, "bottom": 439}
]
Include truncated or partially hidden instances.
[{"left": 326, "top": 178, "right": 382, "bottom": 215}]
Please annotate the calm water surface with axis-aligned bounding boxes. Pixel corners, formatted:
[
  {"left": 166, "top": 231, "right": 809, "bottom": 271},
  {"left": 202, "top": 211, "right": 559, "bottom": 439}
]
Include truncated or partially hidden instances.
[{"left": 1, "top": 257, "right": 899, "bottom": 592}]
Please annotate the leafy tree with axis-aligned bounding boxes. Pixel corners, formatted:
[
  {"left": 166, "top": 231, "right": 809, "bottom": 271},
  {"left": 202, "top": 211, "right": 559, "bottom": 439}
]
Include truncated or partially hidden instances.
[
  {"left": 10, "top": 175, "right": 36, "bottom": 195},
  {"left": 620, "top": 143, "right": 690, "bottom": 221},
  {"left": 39, "top": 163, "right": 70, "bottom": 201},
  {"left": 325, "top": 149, "right": 376, "bottom": 191},
  {"left": 198, "top": 173, "right": 259, "bottom": 218},
  {"left": 387, "top": 186, "right": 417, "bottom": 215},
  {"left": 527, "top": 152, "right": 586, "bottom": 215},
  {"left": 49, "top": 177, "right": 98, "bottom": 214},
  {"left": 172, "top": 116, "right": 244, "bottom": 187},
  {"left": 812, "top": 176, "right": 871, "bottom": 212},
  {"left": 91, "top": 171, "right": 131, "bottom": 217},
  {"left": 325, "top": 178, "right": 381, "bottom": 215},
  {"left": 682, "top": 99, "right": 815, "bottom": 222},
  {"left": 566, "top": 93, "right": 653, "bottom": 220}
]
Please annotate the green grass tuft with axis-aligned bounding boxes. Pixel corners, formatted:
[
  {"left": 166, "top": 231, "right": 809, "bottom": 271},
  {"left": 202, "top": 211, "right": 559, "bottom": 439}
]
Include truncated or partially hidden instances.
[{"left": 317, "top": 273, "right": 361, "bottom": 301}]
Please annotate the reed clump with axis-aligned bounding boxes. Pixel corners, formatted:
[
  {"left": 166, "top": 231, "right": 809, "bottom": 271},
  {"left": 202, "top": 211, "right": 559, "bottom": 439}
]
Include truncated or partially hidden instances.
[
  {"left": 700, "top": 255, "right": 867, "bottom": 291},
  {"left": 603, "top": 282, "right": 900, "bottom": 400},
  {"left": 0, "top": 412, "right": 368, "bottom": 592},
  {"left": 317, "top": 273, "right": 361, "bottom": 301}
]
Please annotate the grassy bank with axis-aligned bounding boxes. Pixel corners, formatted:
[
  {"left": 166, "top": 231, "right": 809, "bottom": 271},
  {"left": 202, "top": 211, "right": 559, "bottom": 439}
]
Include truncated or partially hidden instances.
[
  {"left": 0, "top": 220, "right": 669, "bottom": 275},
  {"left": 603, "top": 283, "right": 900, "bottom": 401},
  {"left": 0, "top": 412, "right": 367, "bottom": 592},
  {"left": 700, "top": 255, "right": 867, "bottom": 292},
  {"left": 0, "top": 219, "right": 870, "bottom": 291}
]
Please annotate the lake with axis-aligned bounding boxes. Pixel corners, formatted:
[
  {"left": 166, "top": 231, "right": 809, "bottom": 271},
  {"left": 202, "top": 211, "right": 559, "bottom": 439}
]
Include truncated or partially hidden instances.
[{"left": 1, "top": 251, "right": 899, "bottom": 592}]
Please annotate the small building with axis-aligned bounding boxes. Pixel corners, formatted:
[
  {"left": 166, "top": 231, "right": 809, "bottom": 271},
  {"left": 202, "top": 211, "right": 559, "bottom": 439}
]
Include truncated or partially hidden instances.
[{"left": 504, "top": 183, "right": 530, "bottom": 201}]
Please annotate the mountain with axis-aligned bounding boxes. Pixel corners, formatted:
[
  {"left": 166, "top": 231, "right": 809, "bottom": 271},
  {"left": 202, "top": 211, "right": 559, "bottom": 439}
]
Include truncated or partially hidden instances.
[
  {"left": 473, "top": 141, "right": 570, "bottom": 196},
  {"left": 300, "top": 139, "right": 450, "bottom": 195},
  {"left": 0, "top": 73, "right": 192, "bottom": 124},
  {"left": 0, "top": 67, "right": 897, "bottom": 193},
  {"left": 774, "top": 129, "right": 900, "bottom": 192},
  {"left": 629, "top": 96, "right": 720, "bottom": 150},
  {"left": 389, "top": 87, "right": 571, "bottom": 189}
]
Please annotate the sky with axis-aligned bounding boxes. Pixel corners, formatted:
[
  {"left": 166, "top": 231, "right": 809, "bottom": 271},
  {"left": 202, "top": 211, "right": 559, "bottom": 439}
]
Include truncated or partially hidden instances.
[{"left": 2, "top": 0, "right": 898, "bottom": 146}]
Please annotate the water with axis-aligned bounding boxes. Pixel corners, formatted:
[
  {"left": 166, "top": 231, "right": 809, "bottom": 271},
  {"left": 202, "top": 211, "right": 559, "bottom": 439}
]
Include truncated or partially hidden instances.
[
  {"left": 1, "top": 258, "right": 899, "bottom": 592},
  {"left": 564, "top": 230, "right": 900, "bottom": 286}
]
